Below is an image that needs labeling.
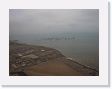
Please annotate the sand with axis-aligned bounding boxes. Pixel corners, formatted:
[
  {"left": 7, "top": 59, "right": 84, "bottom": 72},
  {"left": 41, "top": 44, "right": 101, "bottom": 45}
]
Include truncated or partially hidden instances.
[{"left": 24, "top": 59, "right": 81, "bottom": 76}]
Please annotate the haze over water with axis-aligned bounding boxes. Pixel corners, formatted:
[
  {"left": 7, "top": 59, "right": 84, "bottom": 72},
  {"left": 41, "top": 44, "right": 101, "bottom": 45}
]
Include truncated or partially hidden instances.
[{"left": 9, "top": 9, "right": 99, "bottom": 70}]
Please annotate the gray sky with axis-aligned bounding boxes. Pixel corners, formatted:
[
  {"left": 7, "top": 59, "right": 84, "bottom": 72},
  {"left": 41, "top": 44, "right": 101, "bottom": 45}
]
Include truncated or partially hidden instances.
[{"left": 9, "top": 9, "right": 99, "bottom": 35}]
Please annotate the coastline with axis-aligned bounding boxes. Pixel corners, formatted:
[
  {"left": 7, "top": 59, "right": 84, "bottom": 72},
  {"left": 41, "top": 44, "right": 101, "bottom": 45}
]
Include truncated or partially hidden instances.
[{"left": 9, "top": 41, "right": 99, "bottom": 76}]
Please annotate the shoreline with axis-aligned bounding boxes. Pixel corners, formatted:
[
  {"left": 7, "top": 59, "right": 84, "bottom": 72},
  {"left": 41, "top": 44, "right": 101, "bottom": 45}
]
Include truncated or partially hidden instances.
[
  {"left": 9, "top": 41, "right": 99, "bottom": 76},
  {"left": 66, "top": 58, "right": 98, "bottom": 72}
]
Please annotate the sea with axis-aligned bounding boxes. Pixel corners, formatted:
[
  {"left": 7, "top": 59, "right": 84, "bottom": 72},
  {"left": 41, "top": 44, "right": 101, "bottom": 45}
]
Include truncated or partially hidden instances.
[{"left": 10, "top": 31, "right": 99, "bottom": 71}]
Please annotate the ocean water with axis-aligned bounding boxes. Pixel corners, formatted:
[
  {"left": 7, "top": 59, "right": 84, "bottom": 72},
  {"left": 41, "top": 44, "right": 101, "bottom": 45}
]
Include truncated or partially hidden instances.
[
  {"left": 10, "top": 31, "right": 99, "bottom": 70},
  {"left": 9, "top": 9, "right": 99, "bottom": 71}
]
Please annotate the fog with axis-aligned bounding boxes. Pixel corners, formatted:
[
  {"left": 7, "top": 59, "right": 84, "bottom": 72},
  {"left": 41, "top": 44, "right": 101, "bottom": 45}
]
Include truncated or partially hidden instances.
[
  {"left": 9, "top": 9, "right": 99, "bottom": 70},
  {"left": 9, "top": 9, "right": 98, "bottom": 37}
]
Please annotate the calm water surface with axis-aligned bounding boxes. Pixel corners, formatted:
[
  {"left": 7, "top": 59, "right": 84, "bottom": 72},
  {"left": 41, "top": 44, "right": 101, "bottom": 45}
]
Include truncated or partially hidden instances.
[{"left": 10, "top": 32, "right": 99, "bottom": 70}]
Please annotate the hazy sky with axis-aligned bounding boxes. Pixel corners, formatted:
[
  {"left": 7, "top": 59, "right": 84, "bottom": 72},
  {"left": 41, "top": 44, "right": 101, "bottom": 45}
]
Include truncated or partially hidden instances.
[{"left": 9, "top": 9, "right": 99, "bottom": 36}]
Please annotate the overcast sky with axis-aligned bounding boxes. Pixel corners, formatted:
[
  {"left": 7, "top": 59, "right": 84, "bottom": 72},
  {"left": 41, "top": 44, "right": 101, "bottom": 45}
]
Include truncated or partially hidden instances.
[{"left": 9, "top": 9, "right": 99, "bottom": 35}]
